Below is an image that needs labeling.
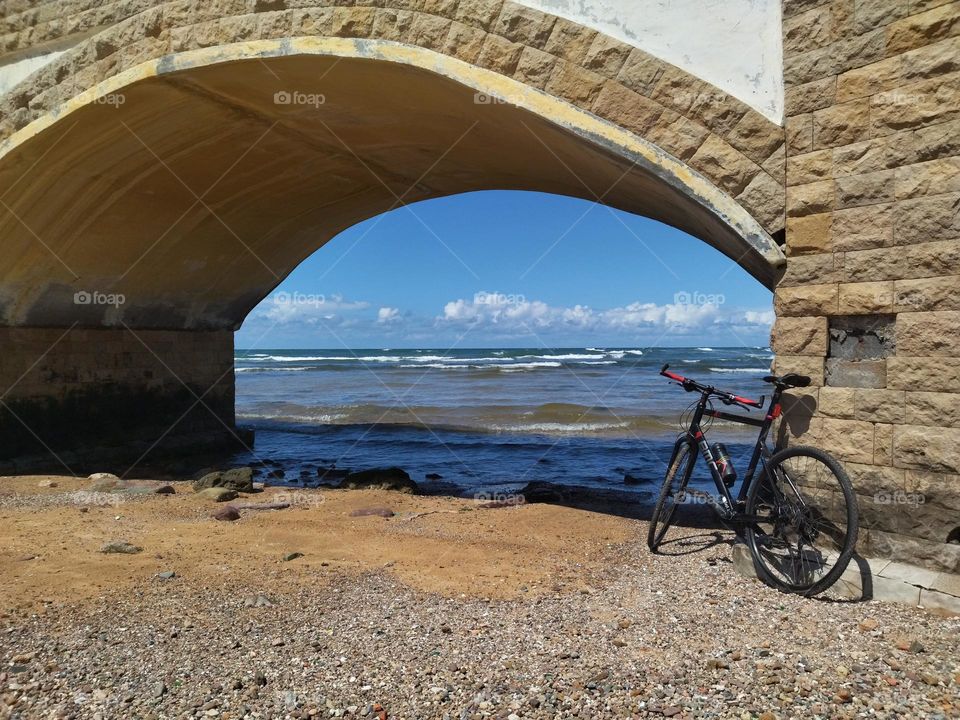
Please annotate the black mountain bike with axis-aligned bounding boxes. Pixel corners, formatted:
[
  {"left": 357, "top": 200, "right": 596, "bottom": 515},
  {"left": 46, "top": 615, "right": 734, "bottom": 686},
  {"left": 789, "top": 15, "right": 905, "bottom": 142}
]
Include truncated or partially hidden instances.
[{"left": 648, "top": 364, "right": 858, "bottom": 596}]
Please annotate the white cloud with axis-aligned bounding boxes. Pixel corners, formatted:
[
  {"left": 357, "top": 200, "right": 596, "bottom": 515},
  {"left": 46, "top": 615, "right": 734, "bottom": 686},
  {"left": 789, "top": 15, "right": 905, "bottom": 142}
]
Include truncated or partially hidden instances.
[
  {"left": 255, "top": 292, "right": 369, "bottom": 325},
  {"left": 436, "top": 291, "right": 772, "bottom": 339},
  {"left": 377, "top": 306, "right": 401, "bottom": 324},
  {"left": 239, "top": 289, "right": 773, "bottom": 346}
]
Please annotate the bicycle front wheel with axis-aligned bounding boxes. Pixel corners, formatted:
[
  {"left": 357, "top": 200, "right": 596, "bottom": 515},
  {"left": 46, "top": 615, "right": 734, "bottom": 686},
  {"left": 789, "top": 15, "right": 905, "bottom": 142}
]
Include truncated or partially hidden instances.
[
  {"left": 745, "top": 445, "right": 858, "bottom": 596},
  {"left": 648, "top": 439, "right": 695, "bottom": 551}
]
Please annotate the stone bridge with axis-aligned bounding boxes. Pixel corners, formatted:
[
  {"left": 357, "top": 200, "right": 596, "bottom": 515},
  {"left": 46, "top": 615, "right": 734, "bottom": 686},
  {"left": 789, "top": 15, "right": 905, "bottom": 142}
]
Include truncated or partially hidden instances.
[{"left": 0, "top": 0, "right": 958, "bottom": 575}]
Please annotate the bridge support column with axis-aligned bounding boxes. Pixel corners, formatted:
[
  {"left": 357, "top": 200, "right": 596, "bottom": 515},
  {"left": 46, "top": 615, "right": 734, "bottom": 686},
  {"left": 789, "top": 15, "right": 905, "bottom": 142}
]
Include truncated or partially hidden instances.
[
  {"left": 776, "top": 0, "right": 960, "bottom": 575},
  {"left": 0, "top": 327, "right": 240, "bottom": 470}
]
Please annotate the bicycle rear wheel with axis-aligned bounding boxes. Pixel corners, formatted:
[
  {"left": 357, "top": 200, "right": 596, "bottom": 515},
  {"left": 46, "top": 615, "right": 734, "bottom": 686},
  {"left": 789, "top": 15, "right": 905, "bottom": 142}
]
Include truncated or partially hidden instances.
[
  {"left": 745, "top": 445, "right": 858, "bottom": 596},
  {"left": 648, "top": 439, "right": 696, "bottom": 551}
]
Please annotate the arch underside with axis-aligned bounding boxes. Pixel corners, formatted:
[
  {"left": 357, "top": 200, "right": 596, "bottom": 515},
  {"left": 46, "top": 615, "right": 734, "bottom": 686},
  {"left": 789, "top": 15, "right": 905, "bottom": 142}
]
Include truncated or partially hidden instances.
[{"left": 0, "top": 39, "right": 785, "bottom": 331}]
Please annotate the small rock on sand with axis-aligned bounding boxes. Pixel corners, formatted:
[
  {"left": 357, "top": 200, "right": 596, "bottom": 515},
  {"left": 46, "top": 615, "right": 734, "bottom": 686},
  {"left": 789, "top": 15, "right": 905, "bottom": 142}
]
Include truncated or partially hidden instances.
[
  {"left": 197, "top": 487, "right": 239, "bottom": 502},
  {"left": 283, "top": 552, "right": 304, "bottom": 561},
  {"left": 213, "top": 506, "right": 241, "bottom": 522},
  {"left": 99, "top": 541, "right": 142, "bottom": 554},
  {"left": 193, "top": 467, "right": 254, "bottom": 493},
  {"left": 90, "top": 477, "right": 122, "bottom": 492}
]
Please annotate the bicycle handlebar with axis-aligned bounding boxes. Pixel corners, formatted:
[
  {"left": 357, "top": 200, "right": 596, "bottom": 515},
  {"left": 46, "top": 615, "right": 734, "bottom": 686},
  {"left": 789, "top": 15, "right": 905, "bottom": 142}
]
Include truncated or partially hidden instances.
[{"left": 660, "top": 364, "right": 765, "bottom": 409}]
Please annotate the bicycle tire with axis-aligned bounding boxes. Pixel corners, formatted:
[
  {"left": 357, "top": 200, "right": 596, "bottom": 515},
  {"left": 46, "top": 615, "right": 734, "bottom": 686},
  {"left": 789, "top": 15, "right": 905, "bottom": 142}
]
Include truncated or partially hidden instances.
[
  {"left": 745, "top": 445, "right": 858, "bottom": 596},
  {"left": 648, "top": 439, "right": 696, "bottom": 551}
]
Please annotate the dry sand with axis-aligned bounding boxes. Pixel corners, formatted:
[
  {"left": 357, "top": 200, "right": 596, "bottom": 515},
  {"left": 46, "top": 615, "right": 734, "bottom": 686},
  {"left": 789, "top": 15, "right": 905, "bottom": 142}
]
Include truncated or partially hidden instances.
[{"left": 0, "top": 476, "right": 957, "bottom": 720}]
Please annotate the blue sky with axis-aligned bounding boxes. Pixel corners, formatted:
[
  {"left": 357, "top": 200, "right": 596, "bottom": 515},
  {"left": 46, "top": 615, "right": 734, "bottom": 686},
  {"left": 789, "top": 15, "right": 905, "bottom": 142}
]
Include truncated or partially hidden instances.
[{"left": 237, "top": 190, "right": 774, "bottom": 349}]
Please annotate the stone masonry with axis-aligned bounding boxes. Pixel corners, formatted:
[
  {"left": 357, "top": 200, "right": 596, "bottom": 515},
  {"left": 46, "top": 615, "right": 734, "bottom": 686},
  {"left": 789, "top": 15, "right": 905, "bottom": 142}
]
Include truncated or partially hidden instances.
[
  {"left": 774, "top": 0, "right": 960, "bottom": 572},
  {"left": 0, "top": 0, "right": 786, "bottom": 235},
  {"left": 0, "top": 328, "right": 236, "bottom": 464},
  {"left": 0, "top": 0, "right": 959, "bottom": 575}
]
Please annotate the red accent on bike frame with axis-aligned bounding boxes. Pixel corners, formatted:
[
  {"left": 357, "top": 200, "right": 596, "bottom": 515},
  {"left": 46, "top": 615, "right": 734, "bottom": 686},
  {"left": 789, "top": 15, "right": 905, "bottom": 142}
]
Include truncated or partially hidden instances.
[
  {"left": 694, "top": 431, "right": 703, "bottom": 439},
  {"left": 663, "top": 370, "right": 686, "bottom": 382},
  {"left": 733, "top": 394, "right": 762, "bottom": 407},
  {"left": 770, "top": 403, "right": 782, "bottom": 419}
]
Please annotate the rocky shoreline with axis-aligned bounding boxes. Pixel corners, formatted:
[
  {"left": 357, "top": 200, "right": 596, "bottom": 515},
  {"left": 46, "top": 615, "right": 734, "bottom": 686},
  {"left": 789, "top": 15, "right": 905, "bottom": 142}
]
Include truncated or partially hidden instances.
[{"left": 0, "top": 473, "right": 957, "bottom": 719}]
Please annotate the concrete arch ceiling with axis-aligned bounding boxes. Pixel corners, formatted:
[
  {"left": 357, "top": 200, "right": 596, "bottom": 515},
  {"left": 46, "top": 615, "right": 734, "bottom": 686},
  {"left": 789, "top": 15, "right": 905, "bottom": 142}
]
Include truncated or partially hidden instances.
[{"left": 0, "top": 3, "right": 787, "bottom": 331}]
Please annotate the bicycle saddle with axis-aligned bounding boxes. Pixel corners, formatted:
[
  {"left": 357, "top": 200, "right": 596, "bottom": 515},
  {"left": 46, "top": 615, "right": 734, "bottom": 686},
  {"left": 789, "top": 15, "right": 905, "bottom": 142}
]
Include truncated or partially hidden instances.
[{"left": 762, "top": 373, "right": 811, "bottom": 388}]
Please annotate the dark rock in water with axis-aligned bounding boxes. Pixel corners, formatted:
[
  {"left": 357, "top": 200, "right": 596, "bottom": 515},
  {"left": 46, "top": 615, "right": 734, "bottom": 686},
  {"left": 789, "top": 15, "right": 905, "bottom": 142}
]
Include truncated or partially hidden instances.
[
  {"left": 193, "top": 467, "right": 254, "bottom": 493},
  {"left": 518, "top": 481, "right": 567, "bottom": 503},
  {"left": 317, "top": 466, "right": 351, "bottom": 482},
  {"left": 425, "top": 473, "right": 443, "bottom": 480},
  {"left": 613, "top": 467, "right": 626, "bottom": 474},
  {"left": 624, "top": 471, "right": 647, "bottom": 485},
  {"left": 338, "top": 467, "right": 418, "bottom": 494},
  {"left": 282, "top": 552, "right": 304, "bottom": 561},
  {"left": 212, "top": 505, "right": 241, "bottom": 522},
  {"left": 267, "top": 469, "right": 285, "bottom": 480},
  {"left": 537, "top": 458, "right": 551, "bottom": 464},
  {"left": 350, "top": 507, "right": 395, "bottom": 518},
  {"left": 100, "top": 541, "right": 142, "bottom": 554}
]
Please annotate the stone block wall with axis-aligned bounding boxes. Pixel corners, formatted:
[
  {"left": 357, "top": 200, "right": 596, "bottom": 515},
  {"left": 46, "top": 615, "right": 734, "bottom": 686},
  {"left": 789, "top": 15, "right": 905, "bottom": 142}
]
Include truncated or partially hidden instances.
[
  {"left": 0, "top": 327, "right": 236, "bottom": 463},
  {"left": 776, "top": 0, "right": 960, "bottom": 572}
]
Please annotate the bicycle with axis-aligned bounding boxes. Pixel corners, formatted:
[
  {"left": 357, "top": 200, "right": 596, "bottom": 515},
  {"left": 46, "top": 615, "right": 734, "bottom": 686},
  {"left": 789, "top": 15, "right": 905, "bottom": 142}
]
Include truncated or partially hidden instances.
[{"left": 648, "top": 364, "right": 858, "bottom": 596}]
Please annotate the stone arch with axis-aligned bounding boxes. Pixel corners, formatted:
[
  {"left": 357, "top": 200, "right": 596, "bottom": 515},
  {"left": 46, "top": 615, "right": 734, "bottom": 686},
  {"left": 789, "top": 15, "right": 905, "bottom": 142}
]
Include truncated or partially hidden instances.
[
  {"left": 0, "top": 0, "right": 787, "bottom": 467},
  {"left": 0, "top": 36, "right": 787, "bottom": 330},
  {"left": 0, "top": 0, "right": 786, "bottom": 232}
]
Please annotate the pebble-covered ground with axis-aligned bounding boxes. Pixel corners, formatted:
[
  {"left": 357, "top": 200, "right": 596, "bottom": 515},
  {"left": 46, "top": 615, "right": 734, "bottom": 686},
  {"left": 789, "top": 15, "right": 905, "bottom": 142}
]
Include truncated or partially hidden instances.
[{"left": 0, "top": 480, "right": 958, "bottom": 719}]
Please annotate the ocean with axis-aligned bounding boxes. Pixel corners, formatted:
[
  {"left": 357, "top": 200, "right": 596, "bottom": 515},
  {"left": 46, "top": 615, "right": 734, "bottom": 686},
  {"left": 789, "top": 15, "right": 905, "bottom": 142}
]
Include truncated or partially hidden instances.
[{"left": 229, "top": 346, "right": 775, "bottom": 499}]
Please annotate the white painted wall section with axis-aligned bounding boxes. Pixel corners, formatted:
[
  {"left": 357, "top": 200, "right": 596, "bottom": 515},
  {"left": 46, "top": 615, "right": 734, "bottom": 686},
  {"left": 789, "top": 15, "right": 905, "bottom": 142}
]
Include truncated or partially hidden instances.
[
  {"left": 516, "top": 0, "right": 784, "bottom": 124},
  {"left": 0, "top": 52, "right": 66, "bottom": 97}
]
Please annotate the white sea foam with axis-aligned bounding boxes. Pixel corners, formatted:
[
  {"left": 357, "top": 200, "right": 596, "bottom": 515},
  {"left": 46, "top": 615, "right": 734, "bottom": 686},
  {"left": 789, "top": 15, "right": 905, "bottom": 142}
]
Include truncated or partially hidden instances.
[
  {"left": 708, "top": 367, "right": 769, "bottom": 373},
  {"left": 490, "top": 421, "right": 628, "bottom": 433}
]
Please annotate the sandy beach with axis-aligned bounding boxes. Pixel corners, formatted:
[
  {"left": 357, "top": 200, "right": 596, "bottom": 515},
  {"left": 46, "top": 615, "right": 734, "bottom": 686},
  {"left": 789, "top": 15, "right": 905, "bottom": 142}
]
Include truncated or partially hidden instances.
[{"left": 0, "top": 475, "right": 958, "bottom": 719}]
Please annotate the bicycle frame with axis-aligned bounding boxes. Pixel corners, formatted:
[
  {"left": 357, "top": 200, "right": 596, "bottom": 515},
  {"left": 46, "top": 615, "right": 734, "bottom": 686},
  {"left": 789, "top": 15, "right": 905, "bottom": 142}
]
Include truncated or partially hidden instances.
[{"left": 675, "top": 383, "right": 789, "bottom": 512}]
